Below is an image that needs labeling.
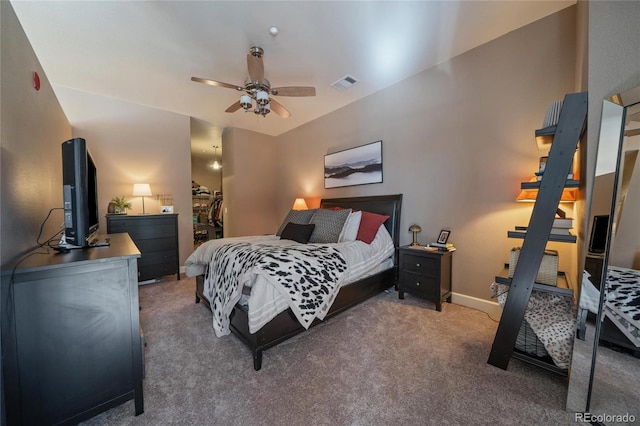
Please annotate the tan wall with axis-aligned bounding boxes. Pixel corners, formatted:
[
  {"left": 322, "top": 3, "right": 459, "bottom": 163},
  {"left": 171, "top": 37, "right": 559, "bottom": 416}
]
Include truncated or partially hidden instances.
[
  {"left": 1, "top": 1, "right": 72, "bottom": 263},
  {"left": 222, "top": 127, "right": 277, "bottom": 237},
  {"left": 274, "top": 7, "right": 578, "bottom": 301},
  {"left": 52, "top": 87, "right": 194, "bottom": 266}
]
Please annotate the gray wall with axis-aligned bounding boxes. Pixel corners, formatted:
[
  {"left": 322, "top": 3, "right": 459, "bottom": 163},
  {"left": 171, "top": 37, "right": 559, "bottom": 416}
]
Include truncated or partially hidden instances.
[
  {"left": 274, "top": 7, "right": 578, "bottom": 301},
  {"left": 1, "top": 1, "right": 72, "bottom": 262}
]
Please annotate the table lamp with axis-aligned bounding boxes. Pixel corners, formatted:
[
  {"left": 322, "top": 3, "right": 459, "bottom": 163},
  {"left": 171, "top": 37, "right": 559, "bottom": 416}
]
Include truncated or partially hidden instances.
[
  {"left": 408, "top": 224, "right": 422, "bottom": 246},
  {"left": 133, "top": 183, "right": 152, "bottom": 214}
]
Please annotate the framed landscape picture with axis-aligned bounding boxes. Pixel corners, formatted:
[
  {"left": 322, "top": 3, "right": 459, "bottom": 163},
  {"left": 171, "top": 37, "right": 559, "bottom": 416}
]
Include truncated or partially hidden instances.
[{"left": 324, "top": 140, "right": 383, "bottom": 189}]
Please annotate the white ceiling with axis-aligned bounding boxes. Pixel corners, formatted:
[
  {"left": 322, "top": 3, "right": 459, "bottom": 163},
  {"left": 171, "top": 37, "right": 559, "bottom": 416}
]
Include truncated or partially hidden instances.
[{"left": 11, "top": 1, "right": 574, "bottom": 159}]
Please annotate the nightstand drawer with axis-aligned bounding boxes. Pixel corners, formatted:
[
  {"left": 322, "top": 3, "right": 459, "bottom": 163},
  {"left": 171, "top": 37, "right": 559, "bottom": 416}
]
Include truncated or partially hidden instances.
[
  {"left": 402, "top": 253, "right": 438, "bottom": 277},
  {"left": 401, "top": 271, "right": 438, "bottom": 297}
]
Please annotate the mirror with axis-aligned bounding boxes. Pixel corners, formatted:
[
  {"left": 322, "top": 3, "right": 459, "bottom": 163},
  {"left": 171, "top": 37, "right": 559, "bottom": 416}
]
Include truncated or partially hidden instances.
[
  {"left": 567, "top": 86, "right": 640, "bottom": 422},
  {"left": 190, "top": 118, "right": 224, "bottom": 246}
]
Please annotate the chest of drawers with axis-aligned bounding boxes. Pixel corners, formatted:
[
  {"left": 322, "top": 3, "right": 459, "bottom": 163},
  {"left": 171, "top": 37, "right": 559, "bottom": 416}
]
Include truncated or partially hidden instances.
[{"left": 107, "top": 214, "right": 180, "bottom": 281}]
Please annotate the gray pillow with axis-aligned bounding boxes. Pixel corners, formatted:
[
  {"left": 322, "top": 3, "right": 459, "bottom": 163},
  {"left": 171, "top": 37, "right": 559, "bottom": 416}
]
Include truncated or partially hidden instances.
[
  {"left": 276, "top": 209, "right": 317, "bottom": 236},
  {"left": 308, "top": 208, "right": 352, "bottom": 243}
]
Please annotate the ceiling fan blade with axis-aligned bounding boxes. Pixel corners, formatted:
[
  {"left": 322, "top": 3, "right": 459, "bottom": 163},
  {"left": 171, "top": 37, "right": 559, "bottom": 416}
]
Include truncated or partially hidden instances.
[
  {"left": 271, "top": 86, "right": 316, "bottom": 97},
  {"left": 247, "top": 53, "right": 264, "bottom": 83},
  {"left": 269, "top": 99, "right": 291, "bottom": 118},
  {"left": 225, "top": 101, "right": 243, "bottom": 113},
  {"left": 191, "top": 76, "right": 242, "bottom": 91}
]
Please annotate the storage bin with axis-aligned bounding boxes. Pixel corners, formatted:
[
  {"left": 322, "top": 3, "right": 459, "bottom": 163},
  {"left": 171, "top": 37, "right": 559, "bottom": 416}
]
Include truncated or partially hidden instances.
[{"left": 509, "top": 247, "right": 558, "bottom": 286}]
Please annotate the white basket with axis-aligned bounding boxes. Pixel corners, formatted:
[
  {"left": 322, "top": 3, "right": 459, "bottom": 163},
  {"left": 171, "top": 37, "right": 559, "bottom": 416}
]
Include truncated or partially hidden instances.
[{"left": 509, "top": 247, "right": 558, "bottom": 286}]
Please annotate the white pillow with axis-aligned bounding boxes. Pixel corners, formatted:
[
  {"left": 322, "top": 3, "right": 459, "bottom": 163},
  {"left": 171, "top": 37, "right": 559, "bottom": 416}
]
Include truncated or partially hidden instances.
[{"left": 338, "top": 210, "right": 362, "bottom": 242}]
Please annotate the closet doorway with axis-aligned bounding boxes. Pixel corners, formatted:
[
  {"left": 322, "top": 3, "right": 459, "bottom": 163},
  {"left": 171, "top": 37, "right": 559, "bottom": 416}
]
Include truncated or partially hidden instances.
[{"left": 190, "top": 118, "right": 223, "bottom": 247}]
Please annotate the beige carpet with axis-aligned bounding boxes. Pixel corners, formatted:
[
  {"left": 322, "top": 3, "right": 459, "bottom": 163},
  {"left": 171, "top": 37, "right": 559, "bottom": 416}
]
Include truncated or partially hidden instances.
[{"left": 81, "top": 276, "right": 579, "bottom": 425}]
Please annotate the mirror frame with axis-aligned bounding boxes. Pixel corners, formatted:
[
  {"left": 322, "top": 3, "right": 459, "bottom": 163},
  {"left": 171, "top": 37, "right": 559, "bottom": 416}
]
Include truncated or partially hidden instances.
[{"left": 568, "top": 85, "right": 640, "bottom": 417}]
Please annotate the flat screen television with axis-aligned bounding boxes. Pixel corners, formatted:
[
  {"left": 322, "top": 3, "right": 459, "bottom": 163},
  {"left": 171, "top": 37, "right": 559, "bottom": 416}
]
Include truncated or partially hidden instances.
[
  {"left": 588, "top": 214, "right": 610, "bottom": 254},
  {"left": 62, "top": 137, "right": 99, "bottom": 247}
]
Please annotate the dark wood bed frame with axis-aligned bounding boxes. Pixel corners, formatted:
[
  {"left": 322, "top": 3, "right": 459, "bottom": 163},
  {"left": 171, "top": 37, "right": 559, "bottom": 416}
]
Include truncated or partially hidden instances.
[{"left": 195, "top": 194, "right": 403, "bottom": 370}]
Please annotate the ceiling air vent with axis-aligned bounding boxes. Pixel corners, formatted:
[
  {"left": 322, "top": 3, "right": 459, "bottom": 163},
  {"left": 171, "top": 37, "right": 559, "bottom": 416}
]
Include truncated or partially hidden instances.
[{"left": 331, "top": 74, "right": 360, "bottom": 91}]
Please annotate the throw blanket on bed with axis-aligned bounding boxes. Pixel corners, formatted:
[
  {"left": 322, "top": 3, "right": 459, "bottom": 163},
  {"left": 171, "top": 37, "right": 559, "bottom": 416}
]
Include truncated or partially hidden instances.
[
  {"left": 604, "top": 266, "right": 640, "bottom": 347},
  {"left": 203, "top": 242, "right": 347, "bottom": 337}
]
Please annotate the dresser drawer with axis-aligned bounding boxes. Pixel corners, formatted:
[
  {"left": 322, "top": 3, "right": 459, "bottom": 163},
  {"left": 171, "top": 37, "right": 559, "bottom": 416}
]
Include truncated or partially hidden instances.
[
  {"left": 138, "top": 262, "right": 177, "bottom": 281},
  {"left": 134, "top": 237, "right": 178, "bottom": 253},
  {"left": 138, "top": 250, "right": 177, "bottom": 266},
  {"left": 402, "top": 253, "right": 439, "bottom": 277},
  {"left": 109, "top": 223, "right": 176, "bottom": 240},
  {"left": 401, "top": 271, "right": 438, "bottom": 298}
]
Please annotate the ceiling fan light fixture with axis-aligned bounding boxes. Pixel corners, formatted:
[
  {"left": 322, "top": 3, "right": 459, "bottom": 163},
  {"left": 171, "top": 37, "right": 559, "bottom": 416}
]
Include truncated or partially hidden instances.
[
  {"left": 240, "top": 94, "right": 252, "bottom": 110},
  {"left": 256, "top": 90, "right": 269, "bottom": 105}
]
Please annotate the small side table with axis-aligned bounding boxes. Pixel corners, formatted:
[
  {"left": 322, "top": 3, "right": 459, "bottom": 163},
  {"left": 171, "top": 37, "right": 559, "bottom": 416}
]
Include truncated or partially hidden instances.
[{"left": 398, "top": 246, "right": 453, "bottom": 311}]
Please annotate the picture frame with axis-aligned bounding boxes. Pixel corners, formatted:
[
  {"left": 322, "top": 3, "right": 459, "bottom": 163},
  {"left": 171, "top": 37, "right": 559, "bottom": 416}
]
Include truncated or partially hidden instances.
[
  {"left": 324, "top": 140, "right": 382, "bottom": 189},
  {"left": 437, "top": 230, "right": 450, "bottom": 244}
]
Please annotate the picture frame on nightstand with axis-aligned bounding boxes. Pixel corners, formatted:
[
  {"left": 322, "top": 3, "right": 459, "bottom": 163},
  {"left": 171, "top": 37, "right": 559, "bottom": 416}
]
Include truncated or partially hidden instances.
[{"left": 437, "top": 230, "right": 450, "bottom": 244}]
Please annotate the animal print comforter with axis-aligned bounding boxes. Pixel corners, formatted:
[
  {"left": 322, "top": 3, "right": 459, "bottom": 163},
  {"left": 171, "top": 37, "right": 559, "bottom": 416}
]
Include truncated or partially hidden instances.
[
  {"left": 199, "top": 241, "right": 347, "bottom": 337},
  {"left": 604, "top": 266, "right": 640, "bottom": 347}
]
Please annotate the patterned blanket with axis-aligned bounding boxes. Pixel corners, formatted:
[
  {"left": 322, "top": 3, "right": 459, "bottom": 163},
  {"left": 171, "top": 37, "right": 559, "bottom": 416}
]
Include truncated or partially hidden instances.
[
  {"left": 203, "top": 242, "right": 347, "bottom": 337},
  {"left": 491, "top": 282, "right": 575, "bottom": 369},
  {"left": 604, "top": 266, "right": 640, "bottom": 347}
]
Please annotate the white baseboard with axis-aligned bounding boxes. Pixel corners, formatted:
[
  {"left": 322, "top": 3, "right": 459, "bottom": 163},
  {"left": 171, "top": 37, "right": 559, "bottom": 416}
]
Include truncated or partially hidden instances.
[{"left": 451, "top": 292, "right": 502, "bottom": 319}]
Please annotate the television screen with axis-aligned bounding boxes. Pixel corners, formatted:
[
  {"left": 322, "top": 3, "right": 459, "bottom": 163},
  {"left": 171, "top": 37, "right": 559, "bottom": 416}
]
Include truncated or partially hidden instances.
[
  {"left": 62, "top": 138, "right": 99, "bottom": 247},
  {"left": 588, "top": 215, "right": 609, "bottom": 254}
]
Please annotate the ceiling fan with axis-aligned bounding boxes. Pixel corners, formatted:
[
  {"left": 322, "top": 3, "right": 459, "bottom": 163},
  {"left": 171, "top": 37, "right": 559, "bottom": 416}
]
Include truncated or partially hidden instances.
[{"left": 191, "top": 46, "right": 316, "bottom": 118}]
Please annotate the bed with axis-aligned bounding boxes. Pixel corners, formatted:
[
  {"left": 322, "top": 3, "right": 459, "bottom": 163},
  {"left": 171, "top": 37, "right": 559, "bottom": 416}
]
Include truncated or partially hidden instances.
[
  {"left": 185, "top": 194, "right": 402, "bottom": 370},
  {"left": 578, "top": 266, "right": 640, "bottom": 349}
]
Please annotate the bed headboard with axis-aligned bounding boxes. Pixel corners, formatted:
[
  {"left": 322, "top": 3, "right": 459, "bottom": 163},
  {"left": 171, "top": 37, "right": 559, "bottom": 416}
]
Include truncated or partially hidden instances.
[{"left": 320, "top": 194, "right": 403, "bottom": 248}]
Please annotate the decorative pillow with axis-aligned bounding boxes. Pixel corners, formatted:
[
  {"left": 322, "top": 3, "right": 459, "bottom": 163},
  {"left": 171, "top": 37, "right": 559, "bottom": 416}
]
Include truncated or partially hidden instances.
[
  {"left": 356, "top": 211, "right": 390, "bottom": 244},
  {"left": 280, "top": 222, "right": 315, "bottom": 244},
  {"left": 308, "top": 208, "right": 352, "bottom": 243},
  {"left": 276, "top": 209, "right": 317, "bottom": 236},
  {"left": 339, "top": 210, "right": 363, "bottom": 242}
]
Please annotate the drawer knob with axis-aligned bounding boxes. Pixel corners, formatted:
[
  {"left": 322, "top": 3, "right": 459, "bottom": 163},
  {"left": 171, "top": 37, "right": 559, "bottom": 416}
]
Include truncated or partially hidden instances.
[
  {"left": 416, "top": 282, "right": 420, "bottom": 286},
  {"left": 416, "top": 263, "right": 420, "bottom": 267}
]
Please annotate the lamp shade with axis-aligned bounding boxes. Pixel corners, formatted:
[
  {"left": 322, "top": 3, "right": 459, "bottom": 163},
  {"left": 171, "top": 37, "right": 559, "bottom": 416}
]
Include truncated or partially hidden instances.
[
  {"left": 292, "top": 198, "right": 308, "bottom": 210},
  {"left": 408, "top": 224, "right": 422, "bottom": 233},
  {"left": 516, "top": 188, "right": 577, "bottom": 202},
  {"left": 132, "top": 183, "right": 152, "bottom": 197}
]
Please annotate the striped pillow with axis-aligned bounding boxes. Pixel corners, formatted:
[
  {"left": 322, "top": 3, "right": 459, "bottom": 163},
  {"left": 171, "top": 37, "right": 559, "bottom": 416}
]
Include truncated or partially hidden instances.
[{"left": 308, "top": 208, "right": 352, "bottom": 243}]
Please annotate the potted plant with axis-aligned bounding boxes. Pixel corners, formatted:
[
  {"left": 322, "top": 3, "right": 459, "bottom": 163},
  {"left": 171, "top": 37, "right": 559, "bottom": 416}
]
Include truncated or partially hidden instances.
[{"left": 109, "top": 196, "right": 132, "bottom": 215}]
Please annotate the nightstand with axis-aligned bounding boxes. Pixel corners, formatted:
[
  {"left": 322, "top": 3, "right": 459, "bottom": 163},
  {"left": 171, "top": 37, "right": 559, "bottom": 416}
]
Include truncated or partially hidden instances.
[{"left": 398, "top": 246, "right": 453, "bottom": 311}]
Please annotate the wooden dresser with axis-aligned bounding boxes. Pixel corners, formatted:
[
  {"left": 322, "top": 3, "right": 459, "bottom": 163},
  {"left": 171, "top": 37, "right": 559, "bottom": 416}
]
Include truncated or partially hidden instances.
[
  {"left": 1, "top": 233, "right": 144, "bottom": 425},
  {"left": 107, "top": 213, "right": 180, "bottom": 281}
]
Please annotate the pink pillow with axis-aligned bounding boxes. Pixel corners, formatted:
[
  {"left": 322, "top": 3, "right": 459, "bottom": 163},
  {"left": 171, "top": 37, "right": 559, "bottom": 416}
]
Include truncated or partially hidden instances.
[{"left": 356, "top": 211, "right": 390, "bottom": 244}]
